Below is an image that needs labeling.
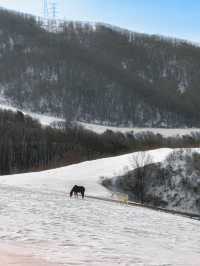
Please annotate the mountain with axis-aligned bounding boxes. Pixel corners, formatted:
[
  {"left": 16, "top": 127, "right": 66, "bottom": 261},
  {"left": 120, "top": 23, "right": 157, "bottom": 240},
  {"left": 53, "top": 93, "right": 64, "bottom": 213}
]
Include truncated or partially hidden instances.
[{"left": 1, "top": 8, "right": 200, "bottom": 127}]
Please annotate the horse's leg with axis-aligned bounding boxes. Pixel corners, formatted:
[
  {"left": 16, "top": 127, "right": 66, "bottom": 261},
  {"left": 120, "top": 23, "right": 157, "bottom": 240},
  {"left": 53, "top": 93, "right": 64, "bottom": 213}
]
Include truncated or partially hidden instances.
[{"left": 81, "top": 190, "right": 84, "bottom": 199}]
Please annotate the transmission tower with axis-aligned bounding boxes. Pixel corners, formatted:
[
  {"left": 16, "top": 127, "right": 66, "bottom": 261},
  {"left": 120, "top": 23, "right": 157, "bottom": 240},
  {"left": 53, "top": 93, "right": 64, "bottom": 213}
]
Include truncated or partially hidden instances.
[
  {"left": 51, "top": 1, "right": 58, "bottom": 19},
  {"left": 43, "top": 0, "right": 59, "bottom": 20}
]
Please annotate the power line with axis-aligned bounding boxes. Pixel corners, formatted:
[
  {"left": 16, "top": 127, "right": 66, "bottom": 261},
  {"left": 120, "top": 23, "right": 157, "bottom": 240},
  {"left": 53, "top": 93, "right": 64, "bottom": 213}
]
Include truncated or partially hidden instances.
[{"left": 43, "top": 0, "right": 49, "bottom": 19}]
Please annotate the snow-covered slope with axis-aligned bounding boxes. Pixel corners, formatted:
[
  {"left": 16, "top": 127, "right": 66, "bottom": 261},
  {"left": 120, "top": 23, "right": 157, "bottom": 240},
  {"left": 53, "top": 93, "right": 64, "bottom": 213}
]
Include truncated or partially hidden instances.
[
  {"left": 0, "top": 148, "right": 200, "bottom": 265},
  {"left": 148, "top": 149, "right": 200, "bottom": 214},
  {"left": 103, "top": 148, "right": 200, "bottom": 215},
  {"left": 79, "top": 121, "right": 200, "bottom": 137},
  {"left": 0, "top": 185, "right": 200, "bottom": 266},
  {"left": 0, "top": 148, "right": 172, "bottom": 197},
  {"left": 0, "top": 95, "right": 64, "bottom": 126}
]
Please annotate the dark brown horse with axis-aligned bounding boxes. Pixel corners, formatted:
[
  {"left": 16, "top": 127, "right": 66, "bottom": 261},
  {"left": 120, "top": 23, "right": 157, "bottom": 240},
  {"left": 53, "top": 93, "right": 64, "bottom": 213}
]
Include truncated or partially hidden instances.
[{"left": 70, "top": 185, "right": 85, "bottom": 199}]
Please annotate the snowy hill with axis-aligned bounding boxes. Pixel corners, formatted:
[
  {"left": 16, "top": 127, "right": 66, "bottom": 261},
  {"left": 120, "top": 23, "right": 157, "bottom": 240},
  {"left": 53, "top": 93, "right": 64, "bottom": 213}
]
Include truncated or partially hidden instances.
[
  {"left": 0, "top": 148, "right": 172, "bottom": 196},
  {"left": 0, "top": 148, "right": 200, "bottom": 265},
  {"left": 0, "top": 185, "right": 200, "bottom": 265},
  {"left": 105, "top": 148, "right": 200, "bottom": 215}
]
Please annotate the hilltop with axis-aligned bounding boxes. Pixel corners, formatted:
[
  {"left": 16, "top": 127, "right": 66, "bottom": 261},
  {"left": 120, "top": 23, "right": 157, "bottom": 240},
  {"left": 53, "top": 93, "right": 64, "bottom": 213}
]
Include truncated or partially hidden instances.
[{"left": 1, "top": 9, "right": 200, "bottom": 127}]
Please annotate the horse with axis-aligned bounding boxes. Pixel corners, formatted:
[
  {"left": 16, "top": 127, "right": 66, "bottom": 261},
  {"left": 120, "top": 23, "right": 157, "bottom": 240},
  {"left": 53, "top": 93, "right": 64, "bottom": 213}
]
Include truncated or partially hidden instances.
[{"left": 70, "top": 185, "right": 85, "bottom": 199}]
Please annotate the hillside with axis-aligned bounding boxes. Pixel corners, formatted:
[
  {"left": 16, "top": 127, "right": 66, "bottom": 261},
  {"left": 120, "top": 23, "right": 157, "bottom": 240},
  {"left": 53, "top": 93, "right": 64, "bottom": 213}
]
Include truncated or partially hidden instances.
[
  {"left": 0, "top": 148, "right": 200, "bottom": 265},
  {"left": 0, "top": 147, "right": 172, "bottom": 193},
  {"left": 104, "top": 149, "right": 200, "bottom": 215},
  {"left": 0, "top": 108, "right": 147, "bottom": 175},
  {"left": 1, "top": 9, "right": 200, "bottom": 127}
]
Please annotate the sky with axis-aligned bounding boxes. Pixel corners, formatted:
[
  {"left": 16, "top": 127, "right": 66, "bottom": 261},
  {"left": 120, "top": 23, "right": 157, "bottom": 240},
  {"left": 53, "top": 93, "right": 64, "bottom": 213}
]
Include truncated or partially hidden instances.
[{"left": 0, "top": 0, "right": 199, "bottom": 43}]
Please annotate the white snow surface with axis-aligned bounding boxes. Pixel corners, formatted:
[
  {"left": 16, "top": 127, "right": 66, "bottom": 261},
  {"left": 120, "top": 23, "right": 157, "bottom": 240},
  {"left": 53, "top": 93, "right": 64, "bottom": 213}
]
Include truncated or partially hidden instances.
[
  {"left": 79, "top": 122, "right": 200, "bottom": 137},
  {"left": 0, "top": 148, "right": 200, "bottom": 265},
  {"left": 0, "top": 148, "right": 172, "bottom": 196}
]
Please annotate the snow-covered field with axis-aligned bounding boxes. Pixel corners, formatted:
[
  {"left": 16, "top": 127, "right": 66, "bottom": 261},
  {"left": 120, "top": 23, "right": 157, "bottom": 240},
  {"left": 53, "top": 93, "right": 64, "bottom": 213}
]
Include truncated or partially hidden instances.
[
  {"left": 80, "top": 121, "right": 200, "bottom": 137},
  {"left": 0, "top": 96, "right": 200, "bottom": 264},
  {"left": 0, "top": 148, "right": 172, "bottom": 195},
  {"left": 0, "top": 148, "right": 200, "bottom": 265},
  {"left": 1, "top": 185, "right": 200, "bottom": 266}
]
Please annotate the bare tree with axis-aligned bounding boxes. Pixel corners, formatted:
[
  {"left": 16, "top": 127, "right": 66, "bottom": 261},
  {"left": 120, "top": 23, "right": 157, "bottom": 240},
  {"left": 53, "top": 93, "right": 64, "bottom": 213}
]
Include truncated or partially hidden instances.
[{"left": 131, "top": 151, "right": 153, "bottom": 203}]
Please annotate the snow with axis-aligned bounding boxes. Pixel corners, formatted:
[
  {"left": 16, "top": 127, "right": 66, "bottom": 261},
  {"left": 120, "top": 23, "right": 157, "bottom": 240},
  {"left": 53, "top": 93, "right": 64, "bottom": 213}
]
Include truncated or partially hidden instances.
[
  {"left": 0, "top": 148, "right": 200, "bottom": 265},
  {"left": 25, "top": 112, "right": 64, "bottom": 126},
  {"left": 0, "top": 185, "right": 200, "bottom": 265},
  {"left": 0, "top": 148, "right": 172, "bottom": 196},
  {"left": 79, "top": 122, "right": 200, "bottom": 137},
  {"left": 0, "top": 99, "right": 200, "bottom": 263},
  {"left": 1, "top": 94, "right": 200, "bottom": 136},
  {"left": 152, "top": 149, "right": 200, "bottom": 214},
  {"left": 0, "top": 243, "right": 58, "bottom": 266},
  {"left": 0, "top": 95, "right": 64, "bottom": 126}
]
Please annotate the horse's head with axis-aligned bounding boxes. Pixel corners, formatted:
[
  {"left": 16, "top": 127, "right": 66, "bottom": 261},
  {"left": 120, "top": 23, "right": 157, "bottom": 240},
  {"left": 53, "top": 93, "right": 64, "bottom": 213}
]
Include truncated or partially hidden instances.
[{"left": 70, "top": 189, "right": 73, "bottom": 197}]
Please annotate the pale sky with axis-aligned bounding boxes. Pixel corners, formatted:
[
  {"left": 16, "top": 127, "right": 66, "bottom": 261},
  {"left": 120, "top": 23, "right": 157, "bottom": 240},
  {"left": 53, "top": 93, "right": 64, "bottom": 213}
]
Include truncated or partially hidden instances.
[{"left": 0, "top": 0, "right": 199, "bottom": 43}]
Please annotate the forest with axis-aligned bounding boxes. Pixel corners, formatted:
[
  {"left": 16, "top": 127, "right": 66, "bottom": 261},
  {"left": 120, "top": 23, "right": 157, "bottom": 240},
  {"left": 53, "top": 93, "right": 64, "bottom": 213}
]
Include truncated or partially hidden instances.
[
  {"left": 1, "top": 9, "right": 200, "bottom": 127},
  {"left": 0, "top": 109, "right": 200, "bottom": 175}
]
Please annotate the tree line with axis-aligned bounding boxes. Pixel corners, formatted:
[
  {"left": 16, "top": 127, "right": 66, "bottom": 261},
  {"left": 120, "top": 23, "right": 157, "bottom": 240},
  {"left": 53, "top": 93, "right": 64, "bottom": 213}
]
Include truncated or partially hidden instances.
[{"left": 0, "top": 109, "right": 200, "bottom": 175}]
